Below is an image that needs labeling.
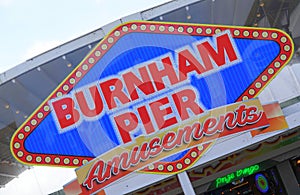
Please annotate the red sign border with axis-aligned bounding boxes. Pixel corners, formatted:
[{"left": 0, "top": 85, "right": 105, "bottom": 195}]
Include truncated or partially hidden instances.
[{"left": 10, "top": 21, "right": 294, "bottom": 168}]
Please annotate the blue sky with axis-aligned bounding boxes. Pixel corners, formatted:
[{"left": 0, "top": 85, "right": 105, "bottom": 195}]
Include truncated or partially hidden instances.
[
  {"left": 0, "top": 0, "right": 170, "bottom": 73},
  {"left": 0, "top": 0, "right": 169, "bottom": 194}
]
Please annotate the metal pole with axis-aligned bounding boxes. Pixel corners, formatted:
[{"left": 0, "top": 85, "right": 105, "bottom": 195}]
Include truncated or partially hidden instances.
[
  {"left": 276, "top": 160, "right": 300, "bottom": 194},
  {"left": 177, "top": 171, "right": 196, "bottom": 195}
]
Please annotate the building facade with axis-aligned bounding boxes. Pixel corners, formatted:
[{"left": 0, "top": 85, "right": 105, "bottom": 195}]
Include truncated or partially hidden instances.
[{"left": 1, "top": 0, "right": 300, "bottom": 194}]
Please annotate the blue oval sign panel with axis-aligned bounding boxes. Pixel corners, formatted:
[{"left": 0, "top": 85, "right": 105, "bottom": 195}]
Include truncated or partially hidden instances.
[{"left": 11, "top": 21, "right": 293, "bottom": 174}]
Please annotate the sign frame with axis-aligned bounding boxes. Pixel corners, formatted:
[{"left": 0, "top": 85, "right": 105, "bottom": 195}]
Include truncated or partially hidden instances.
[{"left": 10, "top": 21, "right": 294, "bottom": 168}]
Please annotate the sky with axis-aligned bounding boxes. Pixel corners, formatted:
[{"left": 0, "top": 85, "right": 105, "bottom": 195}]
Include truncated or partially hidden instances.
[
  {"left": 0, "top": 0, "right": 170, "bottom": 194},
  {"left": 0, "top": 0, "right": 170, "bottom": 74}
]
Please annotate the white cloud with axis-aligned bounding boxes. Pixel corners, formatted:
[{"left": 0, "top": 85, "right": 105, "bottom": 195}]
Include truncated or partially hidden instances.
[
  {"left": 22, "top": 40, "right": 62, "bottom": 61},
  {"left": 0, "top": 0, "right": 13, "bottom": 7},
  {"left": 0, "top": 166, "right": 76, "bottom": 195},
  {"left": 93, "top": 0, "right": 106, "bottom": 4}
]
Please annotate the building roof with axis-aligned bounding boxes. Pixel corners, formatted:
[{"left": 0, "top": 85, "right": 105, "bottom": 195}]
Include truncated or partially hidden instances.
[{"left": 1, "top": 0, "right": 300, "bottom": 188}]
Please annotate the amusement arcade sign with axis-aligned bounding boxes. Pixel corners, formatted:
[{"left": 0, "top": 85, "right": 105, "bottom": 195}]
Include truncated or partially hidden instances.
[{"left": 11, "top": 21, "right": 293, "bottom": 194}]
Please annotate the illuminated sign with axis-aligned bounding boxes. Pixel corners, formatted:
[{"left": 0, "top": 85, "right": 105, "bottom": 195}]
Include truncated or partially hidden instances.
[
  {"left": 77, "top": 99, "right": 270, "bottom": 194},
  {"left": 50, "top": 30, "right": 240, "bottom": 136},
  {"left": 255, "top": 173, "right": 269, "bottom": 193},
  {"left": 215, "top": 164, "right": 260, "bottom": 188},
  {"left": 10, "top": 21, "right": 292, "bottom": 192}
]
